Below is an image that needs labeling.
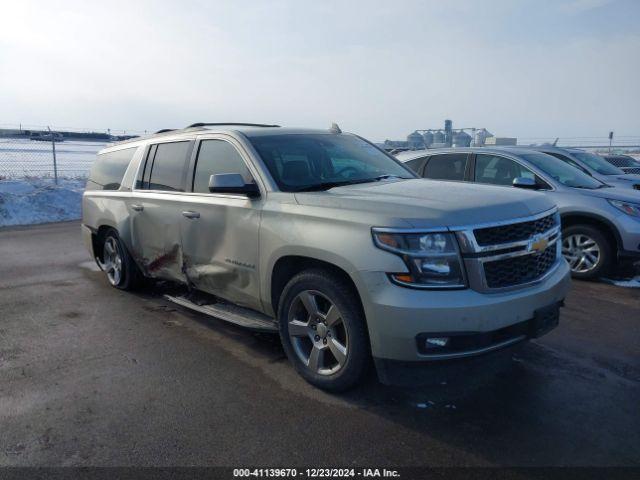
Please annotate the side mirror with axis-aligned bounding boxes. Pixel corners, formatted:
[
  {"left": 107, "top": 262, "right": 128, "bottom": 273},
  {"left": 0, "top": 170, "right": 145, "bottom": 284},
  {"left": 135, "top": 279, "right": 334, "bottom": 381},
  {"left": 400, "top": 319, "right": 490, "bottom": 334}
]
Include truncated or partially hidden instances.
[
  {"left": 512, "top": 177, "right": 538, "bottom": 190},
  {"left": 208, "top": 173, "right": 260, "bottom": 197}
]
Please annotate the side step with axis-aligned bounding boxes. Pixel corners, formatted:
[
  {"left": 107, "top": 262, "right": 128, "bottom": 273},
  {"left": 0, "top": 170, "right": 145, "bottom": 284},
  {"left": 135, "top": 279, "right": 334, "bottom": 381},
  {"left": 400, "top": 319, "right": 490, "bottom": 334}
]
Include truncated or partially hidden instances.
[{"left": 164, "top": 294, "right": 278, "bottom": 332}]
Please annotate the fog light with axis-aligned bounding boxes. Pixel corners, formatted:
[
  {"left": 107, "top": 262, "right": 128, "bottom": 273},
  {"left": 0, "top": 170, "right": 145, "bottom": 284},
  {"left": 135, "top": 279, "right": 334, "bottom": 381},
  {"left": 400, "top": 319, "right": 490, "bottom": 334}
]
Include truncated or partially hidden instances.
[{"left": 425, "top": 337, "right": 449, "bottom": 349}]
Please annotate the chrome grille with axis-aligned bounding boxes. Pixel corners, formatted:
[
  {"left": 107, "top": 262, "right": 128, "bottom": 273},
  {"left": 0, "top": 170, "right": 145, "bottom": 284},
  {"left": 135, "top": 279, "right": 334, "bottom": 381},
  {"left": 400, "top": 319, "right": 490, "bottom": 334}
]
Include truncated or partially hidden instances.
[
  {"left": 454, "top": 208, "right": 561, "bottom": 292},
  {"left": 483, "top": 245, "right": 557, "bottom": 289},
  {"left": 474, "top": 213, "right": 557, "bottom": 246}
]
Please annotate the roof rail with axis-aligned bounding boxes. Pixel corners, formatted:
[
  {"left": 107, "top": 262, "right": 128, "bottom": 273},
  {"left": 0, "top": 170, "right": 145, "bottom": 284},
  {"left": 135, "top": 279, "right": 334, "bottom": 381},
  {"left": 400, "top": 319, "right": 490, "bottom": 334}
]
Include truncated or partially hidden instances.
[
  {"left": 186, "top": 122, "right": 280, "bottom": 129},
  {"left": 155, "top": 128, "right": 176, "bottom": 134}
]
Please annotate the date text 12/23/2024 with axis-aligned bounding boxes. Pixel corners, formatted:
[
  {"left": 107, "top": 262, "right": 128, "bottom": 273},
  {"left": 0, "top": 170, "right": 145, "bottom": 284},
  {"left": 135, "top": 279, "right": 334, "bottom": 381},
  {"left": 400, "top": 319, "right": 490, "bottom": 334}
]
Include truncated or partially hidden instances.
[{"left": 233, "top": 468, "right": 400, "bottom": 478}]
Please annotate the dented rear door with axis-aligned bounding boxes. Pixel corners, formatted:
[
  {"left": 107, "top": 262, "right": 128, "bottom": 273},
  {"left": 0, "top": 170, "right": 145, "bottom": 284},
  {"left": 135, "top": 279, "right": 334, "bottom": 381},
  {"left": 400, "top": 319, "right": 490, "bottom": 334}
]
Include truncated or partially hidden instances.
[{"left": 130, "top": 139, "right": 194, "bottom": 283}]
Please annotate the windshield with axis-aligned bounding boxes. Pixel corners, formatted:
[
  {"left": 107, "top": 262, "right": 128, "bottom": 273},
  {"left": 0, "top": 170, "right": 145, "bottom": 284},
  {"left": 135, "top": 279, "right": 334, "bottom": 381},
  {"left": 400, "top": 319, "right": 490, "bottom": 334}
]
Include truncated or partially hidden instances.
[
  {"left": 248, "top": 134, "right": 415, "bottom": 192},
  {"left": 570, "top": 151, "right": 623, "bottom": 175},
  {"left": 520, "top": 152, "right": 605, "bottom": 189}
]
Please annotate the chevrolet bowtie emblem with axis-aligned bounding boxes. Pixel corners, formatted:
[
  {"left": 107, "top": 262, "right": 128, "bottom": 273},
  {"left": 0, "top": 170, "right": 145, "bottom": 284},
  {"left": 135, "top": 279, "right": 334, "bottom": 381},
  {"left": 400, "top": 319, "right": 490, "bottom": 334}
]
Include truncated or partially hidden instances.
[{"left": 528, "top": 235, "right": 549, "bottom": 254}]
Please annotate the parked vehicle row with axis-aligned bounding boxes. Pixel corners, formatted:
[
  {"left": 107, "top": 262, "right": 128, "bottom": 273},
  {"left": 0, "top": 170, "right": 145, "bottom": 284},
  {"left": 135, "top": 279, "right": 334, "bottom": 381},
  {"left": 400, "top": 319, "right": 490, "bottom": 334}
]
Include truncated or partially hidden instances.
[
  {"left": 522, "top": 146, "right": 640, "bottom": 191},
  {"left": 397, "top": 147, "right": 640, "bottom": 279},
  {"left": 83, "top": 124, "right": 571, "bottom": 391},
  {"left": 602, "top": 154, "right": 640, "bottom": 175}
]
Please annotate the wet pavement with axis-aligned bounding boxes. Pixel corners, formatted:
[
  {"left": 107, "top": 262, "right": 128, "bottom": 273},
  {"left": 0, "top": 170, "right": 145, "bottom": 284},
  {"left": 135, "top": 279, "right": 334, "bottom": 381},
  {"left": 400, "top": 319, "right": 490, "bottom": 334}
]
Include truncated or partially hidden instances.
[{"left": 0, "top": 221, "right": 638, "bottom": 466}]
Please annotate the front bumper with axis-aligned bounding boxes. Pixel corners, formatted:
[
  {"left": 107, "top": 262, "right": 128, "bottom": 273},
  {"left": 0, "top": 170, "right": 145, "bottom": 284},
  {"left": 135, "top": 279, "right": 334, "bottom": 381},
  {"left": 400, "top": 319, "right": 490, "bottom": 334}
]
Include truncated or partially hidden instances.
[
  {"left": 616, "top": 214, "right": 640, "bottom": 258},
  {"left": 81, "top": 223, "right": 94, "bottom": 257},
  {"left": 357, "top": 259, "right": 571, "bottom": 363}
]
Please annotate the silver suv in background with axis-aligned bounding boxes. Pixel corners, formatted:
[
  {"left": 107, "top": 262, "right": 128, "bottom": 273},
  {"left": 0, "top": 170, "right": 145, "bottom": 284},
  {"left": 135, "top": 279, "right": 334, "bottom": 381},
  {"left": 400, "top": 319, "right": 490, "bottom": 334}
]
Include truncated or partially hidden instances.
[
  {"left": 397, "top": 147, "right": 640, "bottom": 279},
  {"left": 522, "top": 146, "right": 640, "bottom": 191},
  {"left": 83, "top": 124, "right": 570, "bottom": 391}
]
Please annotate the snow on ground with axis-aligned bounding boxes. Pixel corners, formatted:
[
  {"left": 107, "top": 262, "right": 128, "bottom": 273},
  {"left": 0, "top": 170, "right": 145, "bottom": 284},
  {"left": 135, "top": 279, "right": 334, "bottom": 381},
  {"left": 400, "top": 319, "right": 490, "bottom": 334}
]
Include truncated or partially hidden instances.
[
  {"left": 602, "top": 276, "right": 640, "bottom": 288},
  {"left": 0, "top": 178, "right": 86, "bottom": 226}
]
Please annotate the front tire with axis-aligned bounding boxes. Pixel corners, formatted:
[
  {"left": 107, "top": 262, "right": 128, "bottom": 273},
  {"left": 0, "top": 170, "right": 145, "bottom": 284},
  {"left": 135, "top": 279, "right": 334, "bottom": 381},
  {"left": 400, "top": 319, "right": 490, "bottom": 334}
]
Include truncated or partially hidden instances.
[
  {"left": 278, "top": 269, "right": 370, "bottom": 392},
  {"left": 98, "top": 229, "right": 144, "bottom": 290},
  {"left": 562, "top": 224, "right": 613, "bottom": 280}
]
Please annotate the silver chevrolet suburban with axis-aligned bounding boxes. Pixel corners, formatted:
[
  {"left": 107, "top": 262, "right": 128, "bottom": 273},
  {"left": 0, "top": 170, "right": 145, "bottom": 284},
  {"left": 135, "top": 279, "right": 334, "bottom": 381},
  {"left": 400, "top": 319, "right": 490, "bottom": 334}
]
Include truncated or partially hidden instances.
[{"left": 82, "top": 123, "right": 571, "bottom": 391}]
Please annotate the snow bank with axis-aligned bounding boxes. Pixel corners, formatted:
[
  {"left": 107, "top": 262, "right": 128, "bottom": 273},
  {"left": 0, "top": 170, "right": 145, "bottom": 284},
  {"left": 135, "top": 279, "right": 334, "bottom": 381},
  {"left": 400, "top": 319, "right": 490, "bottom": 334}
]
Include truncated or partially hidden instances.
[{"left": 0, "top": 178, "right": 86, "bottom": 226}]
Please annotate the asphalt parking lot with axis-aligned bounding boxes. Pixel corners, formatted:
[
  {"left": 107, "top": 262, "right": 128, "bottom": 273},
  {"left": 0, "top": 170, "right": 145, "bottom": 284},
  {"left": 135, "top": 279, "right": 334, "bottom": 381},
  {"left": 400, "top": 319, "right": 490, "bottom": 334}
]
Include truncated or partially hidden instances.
[{"left": 1, "top": 221, "right": 639, "bottom": 467}]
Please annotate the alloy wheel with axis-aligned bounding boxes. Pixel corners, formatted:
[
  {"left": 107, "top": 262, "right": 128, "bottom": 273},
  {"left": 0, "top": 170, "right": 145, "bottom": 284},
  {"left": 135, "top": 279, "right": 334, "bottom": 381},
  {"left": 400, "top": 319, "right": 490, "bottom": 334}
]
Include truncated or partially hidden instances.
[
  {"left": 287, "top": 290, "right": 349, "bottom": 376},
  {"left": 100, "top": 237, "right": 123, "bottom": 286},
  {"left": 562, "top": 234, "right": 601, "bottom": 274}
]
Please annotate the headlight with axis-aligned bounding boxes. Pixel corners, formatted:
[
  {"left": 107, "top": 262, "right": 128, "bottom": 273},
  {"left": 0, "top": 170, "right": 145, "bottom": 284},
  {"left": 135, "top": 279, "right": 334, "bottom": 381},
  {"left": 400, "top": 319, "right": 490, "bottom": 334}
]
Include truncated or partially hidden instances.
[
  {"left": 372, "top": 230, "right": 466, "bottom": 288},
  {"left": 554, "top": 210, "right": 562, "bottom": 227},
  {"left": 608, "top": 199, "right": 640, "bottom": 217}
]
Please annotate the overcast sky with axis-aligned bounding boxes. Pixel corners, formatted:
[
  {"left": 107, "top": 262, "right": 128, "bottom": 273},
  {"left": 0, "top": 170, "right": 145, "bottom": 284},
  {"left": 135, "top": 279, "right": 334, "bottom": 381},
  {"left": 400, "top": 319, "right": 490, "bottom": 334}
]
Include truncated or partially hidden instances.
[{"left": 0, "top": 0, "right": 638, "bottom": 141}]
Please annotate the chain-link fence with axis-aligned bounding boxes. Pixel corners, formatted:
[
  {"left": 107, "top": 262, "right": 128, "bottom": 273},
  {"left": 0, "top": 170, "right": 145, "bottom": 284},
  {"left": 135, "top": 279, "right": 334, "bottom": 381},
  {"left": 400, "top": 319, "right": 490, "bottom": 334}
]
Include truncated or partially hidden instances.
[
  {"left": 0, "top": 138, "right": 110, "bottom": 181},
  {"left": 517, "top": 136, "right": 640, "bottom": 150},
  {"left": 2, "top": 129, "right": 640, "bottom": 181}
]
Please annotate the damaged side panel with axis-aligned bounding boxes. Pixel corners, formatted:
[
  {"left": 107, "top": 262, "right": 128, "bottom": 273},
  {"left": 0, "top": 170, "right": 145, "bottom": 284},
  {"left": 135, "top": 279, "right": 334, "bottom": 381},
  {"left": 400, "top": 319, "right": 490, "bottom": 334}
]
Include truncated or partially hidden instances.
[
  {"left": 179, "top": 194, "right": 262, "bottom": 312},
  {"left": 82, "top": 191, "right": 135, "bottom": 259},
  {"left": 129, "top": 192, "right": 187, "bottom": 284}
]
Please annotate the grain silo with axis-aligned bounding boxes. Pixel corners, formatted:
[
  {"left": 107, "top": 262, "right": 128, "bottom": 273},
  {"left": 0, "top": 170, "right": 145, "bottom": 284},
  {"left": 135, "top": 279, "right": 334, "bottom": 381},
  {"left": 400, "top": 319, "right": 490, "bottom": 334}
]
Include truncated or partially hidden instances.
[
  {"left": 407, "top": 131, "right": 424, "bottom": 150},
  {"left": 453, "top": 130, "right": 472, "bottom": 147}
]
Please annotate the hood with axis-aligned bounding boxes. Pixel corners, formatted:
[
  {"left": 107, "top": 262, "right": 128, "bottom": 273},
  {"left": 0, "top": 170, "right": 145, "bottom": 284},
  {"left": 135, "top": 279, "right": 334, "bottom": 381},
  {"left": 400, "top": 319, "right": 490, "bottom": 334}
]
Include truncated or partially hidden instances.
[
  {"left": 614, "top": 174, "right": 640, "bottom": 182},
  {"left": 575, "top": 185, "right": 640, "bottom": 202},
  {"left": 600, "top": 174, "right": 640, "bottom": 189},
  {"left": 294, "top": 179, "right": 555, "bottom": 229}
]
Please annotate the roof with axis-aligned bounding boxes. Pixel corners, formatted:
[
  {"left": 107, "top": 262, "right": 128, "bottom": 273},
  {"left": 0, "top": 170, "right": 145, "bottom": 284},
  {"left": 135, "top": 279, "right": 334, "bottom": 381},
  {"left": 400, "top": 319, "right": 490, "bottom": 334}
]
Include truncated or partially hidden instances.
[
  {"left": 109, "top": 124, "right": 336, "bottom": 147},
  {"left": 239, "top": 127, "right": 333, "bottom": 138},
  {"left": 394, "top": 146, "right": 544, "bottom": 162},
  {"left": 508, "top": 145, "right": 585, "bottom": 153}
]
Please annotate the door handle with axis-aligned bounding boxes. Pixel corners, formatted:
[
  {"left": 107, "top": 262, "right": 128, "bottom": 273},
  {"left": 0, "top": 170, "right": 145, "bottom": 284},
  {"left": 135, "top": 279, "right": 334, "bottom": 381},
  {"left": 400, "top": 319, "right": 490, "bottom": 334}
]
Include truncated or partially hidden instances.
[
  {"left": 182, "top": 210, "right": 200, "bottom": 219},
  {"left": 131, "top": 204, "right": 144, "bottom": 211}
]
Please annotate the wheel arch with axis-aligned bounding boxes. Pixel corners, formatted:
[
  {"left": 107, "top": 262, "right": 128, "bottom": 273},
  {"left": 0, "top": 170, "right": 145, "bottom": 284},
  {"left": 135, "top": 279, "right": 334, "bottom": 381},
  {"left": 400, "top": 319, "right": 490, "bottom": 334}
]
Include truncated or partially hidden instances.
[
  {"left": 90, "top": 221, "right": 140, "bottom": 273},
  {"left": 90, "top": 222, "right": 119, "bottom": 262},
  {"left": 560, "top": 212, "right": 621, "bottom": 255},
  {"left": 267, "top": 254, "right": 365, "bottom": 322}
]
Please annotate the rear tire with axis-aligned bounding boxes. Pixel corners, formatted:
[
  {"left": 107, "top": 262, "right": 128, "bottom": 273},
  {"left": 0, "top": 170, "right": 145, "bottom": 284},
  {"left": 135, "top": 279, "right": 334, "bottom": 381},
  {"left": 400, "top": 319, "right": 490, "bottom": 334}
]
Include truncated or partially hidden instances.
[
  {"left": 98, "top": 229, "right": 144, "bottom": 290},
  {"left": 562, "top": 224, "right": 613, "bottom": 280},
  {"left": 277, "top": 269, "right": 370, "bottom": 392}
]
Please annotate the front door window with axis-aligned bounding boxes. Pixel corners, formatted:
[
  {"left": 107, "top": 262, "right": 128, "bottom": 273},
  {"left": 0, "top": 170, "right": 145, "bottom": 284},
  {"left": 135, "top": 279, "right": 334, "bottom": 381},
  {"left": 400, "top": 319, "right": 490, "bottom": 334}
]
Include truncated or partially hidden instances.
[{"left": 474, "top": 154, "right": 535, "bottom": 186}]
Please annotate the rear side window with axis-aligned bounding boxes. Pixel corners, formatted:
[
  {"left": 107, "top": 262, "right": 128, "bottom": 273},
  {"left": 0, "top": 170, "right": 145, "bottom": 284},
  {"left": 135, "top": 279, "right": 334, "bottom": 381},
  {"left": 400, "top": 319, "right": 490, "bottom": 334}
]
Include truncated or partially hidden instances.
[
  {"left": 404, "top": 156, "right": 427, "bottom": 173},
  {"left": 192, "top": 140, "right": 252, "bottom": 193},
  {"left": 546, "top": 152, "right": 570, "bottom": 162},
  {"left": 145, "top": 141, "right": 191, "bottom": 191},
  {"left": 423, "top": 154, "right": 468, "bottom": 181},
  {"left": 87, "top": 147, "right": 137, "bottom": 190}
]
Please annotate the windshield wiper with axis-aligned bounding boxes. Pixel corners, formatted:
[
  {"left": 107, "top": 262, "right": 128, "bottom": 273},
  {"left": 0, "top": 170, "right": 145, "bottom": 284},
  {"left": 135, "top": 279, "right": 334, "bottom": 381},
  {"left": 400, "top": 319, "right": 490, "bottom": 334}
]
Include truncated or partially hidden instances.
[
  {"left": 372, "top": 174, "right": 407, "bottom": 181},
  {"left": 293, "top": 179, "right": 374, "bottom": 192},
  {"left": 293, "top": 175, "right": 409, "bottom": 192},
  {"left": 569, "top": 184, "right": 608, "bottom": 190}
]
